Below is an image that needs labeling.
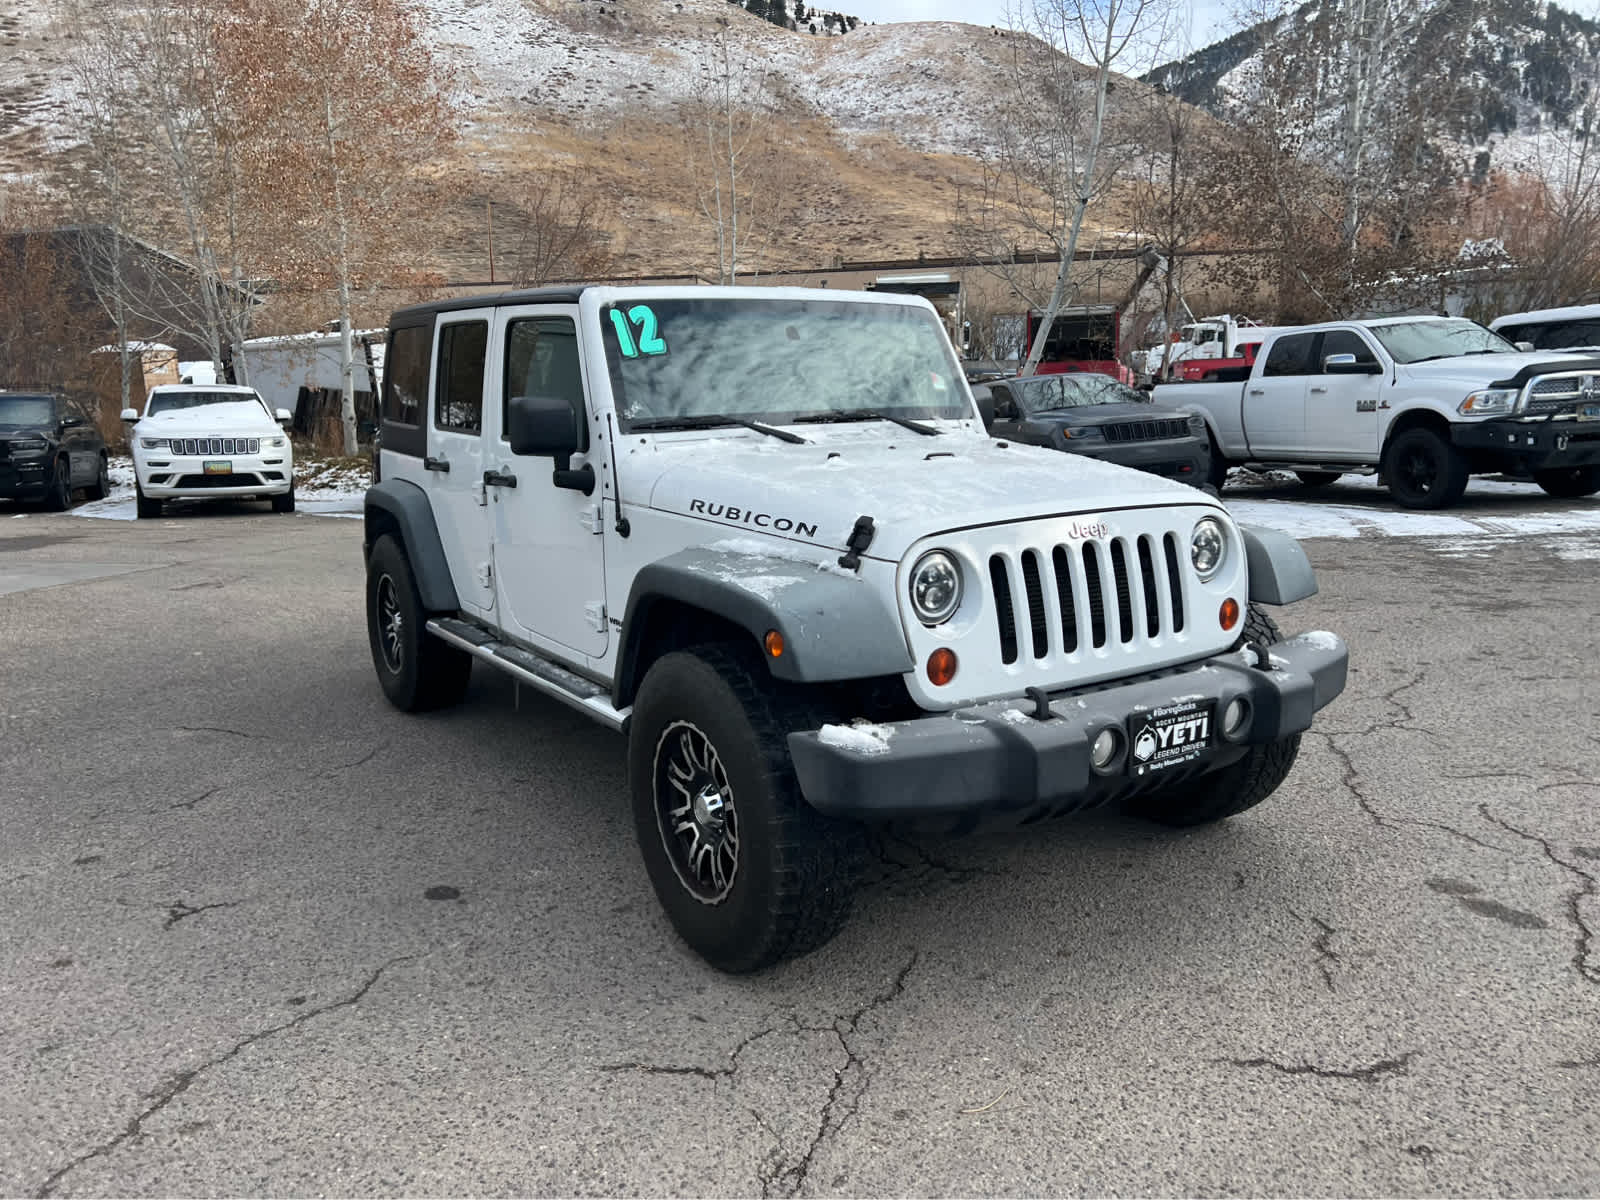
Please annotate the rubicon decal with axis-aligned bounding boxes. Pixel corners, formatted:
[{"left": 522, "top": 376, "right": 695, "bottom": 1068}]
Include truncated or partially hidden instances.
[{"left": 688, "top": 499, "right": 820, "bottom": 539}]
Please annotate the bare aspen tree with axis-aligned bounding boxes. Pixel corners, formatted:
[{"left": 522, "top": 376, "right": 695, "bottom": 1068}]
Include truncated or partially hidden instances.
[
  {"left": 221, "top": 0, "right": 455, "bottom": 455},
  {"left": 500, "top": 169, "right": 615, "bottom": 287},
  {"left": 681, "top": 19, "right": 787, "bottom": 283}
]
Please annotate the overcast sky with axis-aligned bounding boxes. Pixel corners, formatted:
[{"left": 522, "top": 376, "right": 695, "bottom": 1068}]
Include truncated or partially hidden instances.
[{"left": 837, "top": 0, "right": 1245, "bottom": 61}]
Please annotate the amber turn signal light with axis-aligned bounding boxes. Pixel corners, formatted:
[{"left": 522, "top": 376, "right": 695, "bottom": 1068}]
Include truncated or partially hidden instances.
[
  {"left": 1219, "top": 598, "right": 1240, "bottom": 631},
  {"left": 764, "top": 630, "right": 785, "bottom": 658},
  {"left": 927, "top": 648, "right": 958, "bottom": 686}
]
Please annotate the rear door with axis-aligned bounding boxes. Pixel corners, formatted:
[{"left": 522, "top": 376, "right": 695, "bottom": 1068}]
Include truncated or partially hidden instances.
[
  {"left": 1243, "top": 332, "right": 1317, "bottom": 455},
  {"left": 1305, "top": 329, "right": 1383, "bottom": 460},
  {"left": 426, "top": 311, "right": 496, "bottom": 618},
  {"left": 483, "top": 305, "right": 609, "bottom": 661}
]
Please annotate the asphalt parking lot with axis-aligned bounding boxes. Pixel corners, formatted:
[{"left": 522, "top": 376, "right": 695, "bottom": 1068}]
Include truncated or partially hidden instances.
[{"left": 2, "top": 485, "right": 1598, "bottom": 1197}]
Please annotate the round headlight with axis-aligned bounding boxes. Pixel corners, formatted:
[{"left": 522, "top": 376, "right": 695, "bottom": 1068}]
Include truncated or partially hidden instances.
[
  {"left": 1191, "top": 516, "right": 1226, "bottom": 579},
  {"left": 909, "top": 550, "right": 963, "bottom": 625}
]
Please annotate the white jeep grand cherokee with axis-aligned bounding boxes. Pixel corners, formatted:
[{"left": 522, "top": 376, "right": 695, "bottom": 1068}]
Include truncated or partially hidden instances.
[{"left": 123, "top": 384, "right": 296, "bottom": 518}]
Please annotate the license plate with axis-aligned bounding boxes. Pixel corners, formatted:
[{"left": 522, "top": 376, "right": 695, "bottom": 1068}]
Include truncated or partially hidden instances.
[
  {"left": 203, "top": 460, "right": 232, "bottom": 475},
  {"left": 1579, "top": 404, "right": 1600, "bottom": 421},
  {"left": 1128, "top": 699, "right": 1216, "bottom": 777}
]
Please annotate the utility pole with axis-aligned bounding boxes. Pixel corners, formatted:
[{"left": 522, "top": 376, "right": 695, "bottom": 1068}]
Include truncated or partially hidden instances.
[{"left": 487, "top": 198, "right": 495, "bottom": 283}]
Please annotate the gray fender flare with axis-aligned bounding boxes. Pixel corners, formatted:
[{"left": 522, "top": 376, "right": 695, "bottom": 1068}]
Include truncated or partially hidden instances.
[
  {"left": 363, "top": 479, "right": 459, "bottom": 613},
  {"left": 616, "top": 547, "right": 914, "bottom": 706},
  {"left": 1239, "top": 524, "right": 1318, "bottom": 605}
]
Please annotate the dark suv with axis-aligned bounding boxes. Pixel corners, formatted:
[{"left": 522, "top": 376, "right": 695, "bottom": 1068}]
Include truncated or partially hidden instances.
[{"left": 0, "top": 391, "right": 111, "bottom": 510}]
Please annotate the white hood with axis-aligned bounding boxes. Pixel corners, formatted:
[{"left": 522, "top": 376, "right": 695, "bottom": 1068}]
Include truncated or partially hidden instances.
[
  {"left": 138, "top": 400, "right": 277, "bottom": 434},
  {"left": 1400, "top": 351, "right": 1595, "bottom": 388},
  {"left": 634, "top": 425, "right": 1217, "bottom": 561}
]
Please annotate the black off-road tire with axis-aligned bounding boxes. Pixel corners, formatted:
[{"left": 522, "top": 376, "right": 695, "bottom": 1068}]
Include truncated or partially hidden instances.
[
  {"left": 1533, "top": 465, "right": 1600, "bottom": 499},
  {"left": 86, "top": 453, "right": 111, "bottom": 501},
  {"left": 1125, "top": 603, "right": 1301, "bottom": 827},
  {"left": 628, "top": 645, "right": 860, "bottom": 973},
  {"left": 1384, "top": 427, "right": 1468, "bottom": 509},
  {"left": 366, "top": 533, "right": 472, "bottom": 712},
  {"left": 1294, "top": 470, "right": 1342, "bottom": 487},
  {"left": 135, "top": 483, "right": 162, "bottom": 519},
  {"left": 271, "top": 485, "right": 296, "bottom": 514},
  {"left": 45, "top": 457, "right": 74, "bottom": 511}
]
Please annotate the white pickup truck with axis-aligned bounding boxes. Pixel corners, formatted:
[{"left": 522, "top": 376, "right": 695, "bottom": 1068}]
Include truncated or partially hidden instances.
[{"left": 1154, "top": 316, "right": 1600, "bottom": 507}]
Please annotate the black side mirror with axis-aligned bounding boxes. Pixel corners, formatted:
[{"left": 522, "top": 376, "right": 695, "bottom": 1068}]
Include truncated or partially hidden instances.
[
  {"left": 971, "top": 386, "right": 996, "bottom": 433},
  {"left": 508, "top": 393, "right": 593, "bottom": 494},
  {"left": 60, "top": 415, "right": 84, "bottom": 429}
]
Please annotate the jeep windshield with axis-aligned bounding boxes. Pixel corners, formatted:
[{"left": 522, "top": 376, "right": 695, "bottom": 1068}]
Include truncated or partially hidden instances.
[
  {"left": 1370, "top": 319, "right": 1516, "bottom": 364},
  {"left": 0, "top": 394, "right": 54, "bottom": 427},
  {"left": 147, "top": 390, "right": 266, "bottom": 416},
  {"left": 602, "top": 298, "right": 968, "bottom": 432},
  {"left": 1014, "top": 373, "right": 1147, "bottom": 412}
]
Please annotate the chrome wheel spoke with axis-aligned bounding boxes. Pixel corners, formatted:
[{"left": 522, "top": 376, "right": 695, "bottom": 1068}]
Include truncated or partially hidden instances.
[{"left": 652, "top": 720, "right": 740, "bottom": 903}]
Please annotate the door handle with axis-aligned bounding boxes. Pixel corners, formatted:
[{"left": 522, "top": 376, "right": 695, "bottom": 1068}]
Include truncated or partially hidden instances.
[
  {"left": 483, "top": 469, "right": 517, "bottom": 489},
  {"left": 1309, "top": 386, "right": 1328, "bottom": 394},
  {"left": 1248, "top": 388, "right": 1265, "bottom": 396},
  {"left": 424, "top": 455, "right": 450, "bottom": 473}
]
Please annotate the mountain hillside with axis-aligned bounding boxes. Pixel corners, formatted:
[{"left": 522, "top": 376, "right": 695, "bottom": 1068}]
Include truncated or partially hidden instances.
[{"left": 1144, "top": 0, "right": 1600, "bottom": 173}]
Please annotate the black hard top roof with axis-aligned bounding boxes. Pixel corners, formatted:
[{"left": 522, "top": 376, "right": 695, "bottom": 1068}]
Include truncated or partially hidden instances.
[{"left": 389, "top": 286, "right": 588, "bottom": 326}]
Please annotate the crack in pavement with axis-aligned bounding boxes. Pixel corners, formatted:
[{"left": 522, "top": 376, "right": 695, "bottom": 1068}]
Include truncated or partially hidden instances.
[
  {"left": 764, "top": 952, "right": 920, "bottom": 1198},
  {"left": 172, "top": 725, "right": 260, "bottom": 739},
  {"left": 1221, "top": 1050, "right": 1417, "bottom": 1082},
  {"left": 863, "top": 832, "right": 996, "bottom": 889},
  {"left": 33, "top": 958, "right": 411, "bottom": 1197},
  {"left": 1289, "top": 909, "right": 1340, "bottom": 992},
  {"left": 168, "top": 787, "right": 218, "bottom": 812},
  {"left": 1314, "top": 730, "right": 1507, "bottom": 852},
  {"left": 1479, "top": 805, "right": 1598, "bottom": 985},
  {"left": 333, "top": 742, "right": 388, "bottom": 771},
  {"left": 161, "top": 899, "right": 241, "bottom": 931}
]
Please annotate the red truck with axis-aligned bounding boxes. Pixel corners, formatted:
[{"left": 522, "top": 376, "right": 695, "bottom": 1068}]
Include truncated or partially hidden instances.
[{"left": 1024, "top": 305, "right": 1137, "bottom": 384}]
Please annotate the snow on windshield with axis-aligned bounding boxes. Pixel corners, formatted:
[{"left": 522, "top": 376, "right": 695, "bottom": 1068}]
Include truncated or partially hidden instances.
[
  {"left": 1370, "top": 319, "right": 1515, "bottom": 364},
  {"left": 603, "top": 298, "right": 968, "bottom": 429},
  {"left": 148, "top": 390, "right": 268, "bottom": 417}
]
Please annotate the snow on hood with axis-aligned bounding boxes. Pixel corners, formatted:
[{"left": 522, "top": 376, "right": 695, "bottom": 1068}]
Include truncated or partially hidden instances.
[
  {"left": 636, "top": 424, "right": 1218, "bottom": 561},
  {"left": 1400, "top": 351, "right": 1596, "bottom": 386},
  {"left": 137, "top": 400, "right": 277, "bottom": 432}
]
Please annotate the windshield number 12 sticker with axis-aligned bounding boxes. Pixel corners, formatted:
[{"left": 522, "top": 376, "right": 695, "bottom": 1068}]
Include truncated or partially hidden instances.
[{"left": 609, "top": 305, "right": 668, "bottom": 358}]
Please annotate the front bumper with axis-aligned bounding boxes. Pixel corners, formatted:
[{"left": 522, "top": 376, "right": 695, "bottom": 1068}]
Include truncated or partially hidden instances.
[
  {"left": 1454, "top": 417, "right": 1600, "bottom": 470},
  {"left": 136, "top": 453, "right": 292, "bottom": 498},
  {"left": 0, "top": 458, "right": 50, "bottom": 498},
  {"left": 1076, "top": 439, "right": 1210, "bottom": 485},
  {"left": 788, "top": 631, "right": 1348, "bottom": 830}
]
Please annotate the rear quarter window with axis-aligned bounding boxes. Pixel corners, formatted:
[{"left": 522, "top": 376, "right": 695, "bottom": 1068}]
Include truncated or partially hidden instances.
[{"left": 382, "top": 323, "right": 432, "bottom": 458}]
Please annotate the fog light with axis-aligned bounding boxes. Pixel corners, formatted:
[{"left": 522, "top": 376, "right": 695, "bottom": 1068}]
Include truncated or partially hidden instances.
[
  {"left": 927, "top": 648, "right": 958, "bottom": 686},
  {"left": 764, "top": 629, "right": 785, "bottom": 658},
  {"left": 1224, "top": 697, "right": 1249, "bottom": 737},
  {"left": 1091, "top": 728, "right": 1120, "bottom": 770},
  {"left": 1220, "top": 597, "right": 1240, "bottom": 631}
]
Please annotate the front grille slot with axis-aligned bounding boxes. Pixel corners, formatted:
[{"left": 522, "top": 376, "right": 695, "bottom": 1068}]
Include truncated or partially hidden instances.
[
  {"left": 1102, "top": 418, "right": 1189, "bottom": 443},
  {"left": 1525, "top": 374, "right": 1600, "bottom": 414},
  {"left": 990, "top": 555, "right": 1018, "bottom": 665},
  {"left": 1082, "top": 544, "right": 1107, "bottom": 648},
  {"left": 1137, "top": 536, "right": 1160, "bottom": 637},
  {"left": 1109, "top": 539, "right": 1134, "bottom": 643},
  {"left": 1163, "top": 533, "right": 1186, "bottom": 632},
  {"left": 1020, "top": 551, "right": 1048, "bottom": 659},
  {"left": 174, "top": 473, "right": 263, "bottom": 488},
  {"left": 1050, "top": 546, "right": 1078, "bottom": 653},
  {"left": 173, "top": 437, "right": 261, "bottom": 456}
]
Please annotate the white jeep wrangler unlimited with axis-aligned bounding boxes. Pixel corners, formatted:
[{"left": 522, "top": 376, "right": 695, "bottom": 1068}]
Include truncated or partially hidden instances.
[{"left": 363, "top": 286, "right": 1348, "bottom": 972}]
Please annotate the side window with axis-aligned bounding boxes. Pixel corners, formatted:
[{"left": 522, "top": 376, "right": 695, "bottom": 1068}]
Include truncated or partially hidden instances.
[
  {"left": 1263, "top": 333, "right": 1316, "bottom": 377},
  {"left": 383, "top": 325, "right": 430, "bottom": 426},
  {"left": 1318, "top": 330, "right": 1378, "bottom": 368},
  {"left": 991, "top": 384, "right": 1018, "bottom": 419},
  {"left": 505, "top": 316, "right": 587, "bottom": 449},
  {"left": 435, "top": 320, "right": 488, "bottom": 434}
]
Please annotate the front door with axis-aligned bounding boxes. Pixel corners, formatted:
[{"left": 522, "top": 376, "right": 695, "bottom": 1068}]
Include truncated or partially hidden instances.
[
  {"left": 484, "top": 306, "right": 609, "bottom": 661},
  {"left": 426, "top": 311, "right": 495, "bottom": 618},
  {"left": 1305, "top": 330, "right": 1384, "bottom": 461}
]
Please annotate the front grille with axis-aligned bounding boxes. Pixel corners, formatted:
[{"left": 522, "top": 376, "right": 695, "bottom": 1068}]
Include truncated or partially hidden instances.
[
  {"left": 989, "top": 533, "right": 1188, "bottom": 665},
  {"left": 171, "top": 437, "right": 260, "bottom": 455},
  {"left": 174, "top": 473, "right": 264, "bottom": 488},
  {"left": 1525, "top": 374, "right": 1600, "bottom": 414},
  {"left": 1102, "top": 418, "right": 1190, "bottom": 442}
]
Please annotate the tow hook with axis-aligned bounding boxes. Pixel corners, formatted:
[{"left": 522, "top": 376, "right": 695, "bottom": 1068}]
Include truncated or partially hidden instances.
[
  {"left": 1557, "top": 434, "right": 1570, "bottom": 451},
  {"left": 1025, "top": 686, "right": 1054, "bottom": 720},
  {"left": 1243, "top": 641, "right": 1273, "bottom": 669}
]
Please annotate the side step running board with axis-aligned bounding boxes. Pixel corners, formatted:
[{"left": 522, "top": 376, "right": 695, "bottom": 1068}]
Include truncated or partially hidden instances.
[{"left": 426, "top": 618, "right": 629, "bottom": 731}]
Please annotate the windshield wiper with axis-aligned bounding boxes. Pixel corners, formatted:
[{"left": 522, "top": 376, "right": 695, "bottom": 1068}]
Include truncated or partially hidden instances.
[
  {"left": 794, "top": 408, "right": 943, "bottom": 436},
  {"left": 630, "top": 414, "right": 808, "bottom": 444}
]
